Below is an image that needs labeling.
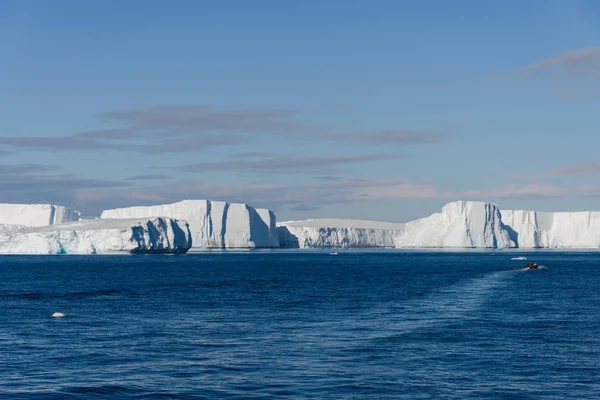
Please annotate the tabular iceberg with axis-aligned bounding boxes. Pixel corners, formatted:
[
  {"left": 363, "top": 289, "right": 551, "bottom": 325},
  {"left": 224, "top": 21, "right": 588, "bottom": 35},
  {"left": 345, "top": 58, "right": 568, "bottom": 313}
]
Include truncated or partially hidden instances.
[
  {"left": 100, "top": 200, "right": 279, "bottom": 248},
  {"left": 0, "top": 203, "right": 81, "bottom": 227},
  {"left": 395, "top": 201, "right": 514, "bottom": 248},
  {"left": 6, "top": 197, "right": 600, "bottom": 252},
  {"left": 0, "top": 217, "right": 192, "bottom": 255},
  {"left": 277, "top": 219, "right": 405, "bottom": 248}
]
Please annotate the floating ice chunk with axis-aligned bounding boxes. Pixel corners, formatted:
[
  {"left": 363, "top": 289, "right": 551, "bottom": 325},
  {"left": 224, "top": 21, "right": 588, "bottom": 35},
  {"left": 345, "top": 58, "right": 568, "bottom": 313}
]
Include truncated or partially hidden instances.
[{"left": 52, "top": 312, "right": 65, "bottom": 318}]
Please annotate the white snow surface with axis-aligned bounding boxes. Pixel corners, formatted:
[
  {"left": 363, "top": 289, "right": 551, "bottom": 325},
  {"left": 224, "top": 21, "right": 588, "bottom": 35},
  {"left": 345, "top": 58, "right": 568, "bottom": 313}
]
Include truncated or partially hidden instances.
[
  {"left": 100, "top": 200, "right": 279, "bottom": 248},
  {"left": 0, "top": 217, "right": 191, "bottom": 254},
  {"left": 277, "top": 218, "right": 405, "bottom": 248},
  {"left": 395, "top": 201, "right": 514, "bottom": 248},
  {"left": 0, "top": 203, "right": 80, "bottom": 227}
]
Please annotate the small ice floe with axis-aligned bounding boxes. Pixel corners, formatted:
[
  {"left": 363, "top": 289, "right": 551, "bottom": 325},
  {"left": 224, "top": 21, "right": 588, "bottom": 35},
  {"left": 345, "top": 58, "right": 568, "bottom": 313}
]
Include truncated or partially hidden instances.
[
  {"left": 330, "top": 252, "right": 338, "bottom": 255},
  {"left": 511, "top": 256, "right": 527, "bottom": 260},
  {"left": 52, "top": 312, "right": 65, "bottom": 318}
]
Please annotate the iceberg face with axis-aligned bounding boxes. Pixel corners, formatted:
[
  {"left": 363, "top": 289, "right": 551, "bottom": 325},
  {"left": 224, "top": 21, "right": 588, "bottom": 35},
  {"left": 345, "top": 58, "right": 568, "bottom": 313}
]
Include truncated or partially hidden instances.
[
  {"left": 7, "top": 198, "right": 600, "bottom": 251},
  {"left": 0, "top": 203, "right": 81, "bottom": 227},
  {"left": 499, "top": 210, "right": 551, "bottom": 248},
  {"left": 255, "top": 208, "right": 280, "bottom": 248},
  {"left": 280, "top": 202, "right": 600, "bottom": 249},
  {"left": 0, "top": 217, "right": 192, "bottom": 255},
  {"left": 502, "top": 209, "right": 600, "bottom": 248},
  {"left": 277, "top": 219, "right": 405, "bottom": 248},
  {"left": 546, "top": 212, "right": 600, "bottom": 248},
  {"left": 100, "top": 200, "right": 279, "bottom": 248},
  {"left": 395, "top": 201, "right": 514, "bottom": 248}
]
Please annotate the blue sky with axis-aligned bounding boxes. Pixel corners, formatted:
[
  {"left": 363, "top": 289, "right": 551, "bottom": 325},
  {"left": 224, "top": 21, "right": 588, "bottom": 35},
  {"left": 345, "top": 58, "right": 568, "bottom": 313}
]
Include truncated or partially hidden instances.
[{"left": 1, "top": 0, "right": 600, "bottom": 220}]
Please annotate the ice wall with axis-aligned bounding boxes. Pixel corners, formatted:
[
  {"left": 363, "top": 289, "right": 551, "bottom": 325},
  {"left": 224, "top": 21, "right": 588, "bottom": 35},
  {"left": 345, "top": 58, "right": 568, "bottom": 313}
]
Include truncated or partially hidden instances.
[
  {"left": 277, "top": 219, "right": 405, "bottom": 248},
  {"left": 100, "top": 200, "right": 279, "bottom": 248},
  {"left": 395, "top": 201, "right": 514, "bottom": 248},
  {"left": 0, "top": 217, "right": 192, "bottom": 255},
  {"left": 0, "top": 203, "right": 81, "bottom": 227},
  {"left": 280, "top": 202, "right": 600, "bottom": 249},
  {"left": 500, "top": 210, "right": 549, "bottom": 248},
  {"left": 255, "top": 208, "right": 280, "bottom": 247},
  {"left": 7, "top": 198, "right": 600, "bottom": 251},
  {"left": 502, "top": 209, "right": 600, "bottom": 248}
]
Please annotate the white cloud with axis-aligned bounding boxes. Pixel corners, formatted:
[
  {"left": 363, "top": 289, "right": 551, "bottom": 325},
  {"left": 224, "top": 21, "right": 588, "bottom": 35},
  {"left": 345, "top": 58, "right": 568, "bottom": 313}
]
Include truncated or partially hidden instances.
[{"left": 520, "top": 46, "right": 600, "bottom": 78}]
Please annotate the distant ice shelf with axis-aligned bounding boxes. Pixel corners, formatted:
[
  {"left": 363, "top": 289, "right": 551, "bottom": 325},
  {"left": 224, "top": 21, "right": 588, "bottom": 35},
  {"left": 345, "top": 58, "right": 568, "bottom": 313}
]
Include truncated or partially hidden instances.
[
  {"left": 277, "top": 218, "right": 405, "bottom": 248},
  {"left": 0, "top": 203, "right": 80, "bottom": 227}
]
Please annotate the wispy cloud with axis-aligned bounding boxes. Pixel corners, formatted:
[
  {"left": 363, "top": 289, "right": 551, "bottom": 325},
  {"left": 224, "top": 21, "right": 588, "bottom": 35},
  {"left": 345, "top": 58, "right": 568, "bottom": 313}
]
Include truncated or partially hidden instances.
[
  {"left": 0, "top": 106, "right": 302, "bottom": 154},
  {"left": 180, "top": 154, "right": 405, "bottom": 173},
  {"left": 125, "top": 174, "right": 172, "bottom": 181},
  {"left": 519, "top": 46, "right": 600, "bottom": 78},
  {"left": 0, "top": 134, "right": 243, "bottom": 154},
  {"left": 332, "top": 130, "right": 444, "bottom": 145},
  {"left": 67, "top": 175, "right": 600, "bottom": 217},
  {"left": 90, "top": 106, "right": 306, "bottom": 138},
  {"left": 0, "top": 163, "right": 60, "bottom": 174},
  {"left": 0, "top": 105, "right": 444, "bottom": 154},
  {"left": 230, "top": 151, "right": 278, "bottom": 159},
  {"left": 0, "top": 137, "right": 115, "bottom": 151},
  {"left": 524, "top": 162, "right": 600, "bottom": 179}
]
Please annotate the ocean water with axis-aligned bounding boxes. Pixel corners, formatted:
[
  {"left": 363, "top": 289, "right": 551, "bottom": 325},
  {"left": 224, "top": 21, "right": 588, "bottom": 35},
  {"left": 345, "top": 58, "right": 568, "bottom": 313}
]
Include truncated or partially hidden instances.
[{"left": 0, "top": 251, "right": 599, "bottom": 399}]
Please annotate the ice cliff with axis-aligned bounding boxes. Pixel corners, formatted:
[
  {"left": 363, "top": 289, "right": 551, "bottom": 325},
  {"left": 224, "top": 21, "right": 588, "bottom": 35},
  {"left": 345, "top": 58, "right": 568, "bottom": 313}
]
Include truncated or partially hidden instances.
[
  {"left": 100, "top": 200, "right": 279, "bottom": 248},
  {"left": 279, "top": 201, "right": 600, "bottom": 249},
  {"left": 0, "top": 217, "right": 192, "bottom": 255},
  {"left": 5, "top": 198, "right": 600, "bottom": 252},
  {"left": 279, "top": 202, "right": 514, "bottom": 249},
  {"left": 277, "top": 219, "right": 405, "bottom": 248},
  {"left": 0, "top": 203, "right": 80, "bottom": 227},
  {"left": 501, "top": 209, "right": 600, "bottom": 248},
  {"left": 395, "top": 201, "right": 514, "bottom": 248}
]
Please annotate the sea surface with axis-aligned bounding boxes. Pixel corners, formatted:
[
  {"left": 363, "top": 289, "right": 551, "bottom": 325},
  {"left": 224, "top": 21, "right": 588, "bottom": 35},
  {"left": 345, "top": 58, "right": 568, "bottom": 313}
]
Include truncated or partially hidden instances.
[{"left": 0, "top": 251, "right": 599, "bottom": 399}]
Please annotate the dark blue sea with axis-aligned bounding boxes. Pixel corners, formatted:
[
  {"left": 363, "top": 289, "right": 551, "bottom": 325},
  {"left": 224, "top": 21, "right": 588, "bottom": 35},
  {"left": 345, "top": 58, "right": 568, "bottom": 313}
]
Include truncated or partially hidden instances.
[{"left": 1, "top": 251, "right": 599, "bottom": 399}]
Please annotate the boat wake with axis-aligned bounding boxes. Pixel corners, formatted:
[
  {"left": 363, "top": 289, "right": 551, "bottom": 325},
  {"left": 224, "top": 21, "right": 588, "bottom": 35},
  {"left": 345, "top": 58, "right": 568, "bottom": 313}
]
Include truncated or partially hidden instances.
[
  {"left": 304, "top": 270, "right": 517, "bottom": 344},
  {"left": 374, "top": 270, "right": 515, "bottom": 337}
]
